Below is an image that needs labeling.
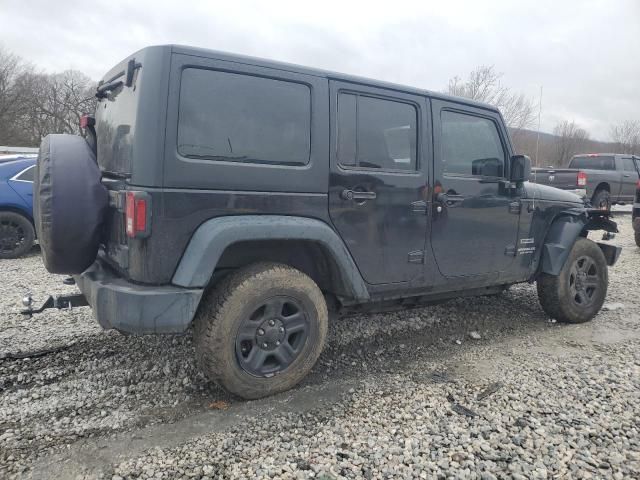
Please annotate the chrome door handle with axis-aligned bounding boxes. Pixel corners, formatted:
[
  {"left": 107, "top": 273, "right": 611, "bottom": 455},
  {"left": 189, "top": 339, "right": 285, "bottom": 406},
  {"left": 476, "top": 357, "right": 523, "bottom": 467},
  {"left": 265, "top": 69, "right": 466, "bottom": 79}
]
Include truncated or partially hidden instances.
[{"left": 340, "top": 189, "right": 377, "bottom": 201}]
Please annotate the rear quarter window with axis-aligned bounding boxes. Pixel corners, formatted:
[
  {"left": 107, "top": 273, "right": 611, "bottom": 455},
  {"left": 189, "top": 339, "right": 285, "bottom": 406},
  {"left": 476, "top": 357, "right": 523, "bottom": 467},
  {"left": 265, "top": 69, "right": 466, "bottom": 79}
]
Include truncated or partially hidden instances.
[
  {"left": 14, "top": 165, "right": 35, "bottom": 182},
  {"left": 177, "top": 69, "right": 311, "bottom": 166},
  {"left": 569, "top": 156, "right": 615, "bottom": 170}
]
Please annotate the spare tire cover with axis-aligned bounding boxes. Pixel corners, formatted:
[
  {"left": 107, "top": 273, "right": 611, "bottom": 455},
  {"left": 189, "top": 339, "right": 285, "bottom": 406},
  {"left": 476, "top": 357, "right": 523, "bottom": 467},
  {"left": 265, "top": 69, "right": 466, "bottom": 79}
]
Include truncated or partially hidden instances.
[{"left": 35, "top": 134, "right": 108, "bottom": 274}]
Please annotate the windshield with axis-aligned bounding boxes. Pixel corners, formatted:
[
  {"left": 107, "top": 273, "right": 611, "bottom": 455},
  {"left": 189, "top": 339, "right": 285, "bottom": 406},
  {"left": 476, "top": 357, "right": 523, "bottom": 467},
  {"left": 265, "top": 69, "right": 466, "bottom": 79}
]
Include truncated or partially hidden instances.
[{"left": 569, "top": 155, "right": 615, "bottom": 170}]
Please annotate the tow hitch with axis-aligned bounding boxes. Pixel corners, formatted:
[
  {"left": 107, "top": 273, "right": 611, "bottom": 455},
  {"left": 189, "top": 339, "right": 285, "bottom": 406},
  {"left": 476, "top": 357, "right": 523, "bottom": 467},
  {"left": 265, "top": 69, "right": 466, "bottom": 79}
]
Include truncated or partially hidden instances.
[{"left": 21, "top": 293, "right": 88, "bottom": 317}]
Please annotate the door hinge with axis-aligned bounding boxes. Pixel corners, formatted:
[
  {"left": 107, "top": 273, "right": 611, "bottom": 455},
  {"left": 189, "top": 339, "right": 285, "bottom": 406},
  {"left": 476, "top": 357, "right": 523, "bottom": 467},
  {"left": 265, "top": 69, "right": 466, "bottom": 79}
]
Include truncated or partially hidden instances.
[
  {"left": 509, "top": 201, "right": 521, "bottom": 214},
  {"left": 410, "top": 200, "right": 427, "bottom": 213},
  {"left": 408, "top": 250, "right": 425, "bottom": 263},
  {"left": 505, "top": 245, "right": 516, "bottom": 256}
]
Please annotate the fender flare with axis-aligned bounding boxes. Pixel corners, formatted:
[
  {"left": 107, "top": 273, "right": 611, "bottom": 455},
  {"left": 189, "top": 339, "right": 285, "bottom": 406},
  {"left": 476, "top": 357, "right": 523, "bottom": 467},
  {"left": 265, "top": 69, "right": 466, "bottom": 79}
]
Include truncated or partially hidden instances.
[
  {"left": 538, "top": 209, "right": 619, "bottom": 276},
  {"left": 538, "top": 213, "right": 586, "bottom": 275},
  {"left": 171, "top": 215, "right": 370, "bottom": 301}
]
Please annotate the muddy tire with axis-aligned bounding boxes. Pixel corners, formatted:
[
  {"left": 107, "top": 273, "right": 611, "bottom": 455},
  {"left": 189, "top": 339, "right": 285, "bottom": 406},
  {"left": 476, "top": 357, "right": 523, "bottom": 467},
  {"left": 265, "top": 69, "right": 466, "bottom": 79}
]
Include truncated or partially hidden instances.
[
  {"left": 591, "top": 189, "right": 611, "bottom": 211},
  {"left": 194, "top": 262, "right": 328, "bottom": 399},
  {"left": 0, "top": 212, "right": 35, "bottom": 259},
  {"left": 537, "top": 238, "right": 608, "bottom": 323}
]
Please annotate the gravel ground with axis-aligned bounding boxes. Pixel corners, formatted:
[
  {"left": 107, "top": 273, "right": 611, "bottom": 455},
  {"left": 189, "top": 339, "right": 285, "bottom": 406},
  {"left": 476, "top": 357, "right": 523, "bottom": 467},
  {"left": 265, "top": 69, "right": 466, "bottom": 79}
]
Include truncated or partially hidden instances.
[{"left": 0, "top": 216, "right": 638, "bottom": 479}]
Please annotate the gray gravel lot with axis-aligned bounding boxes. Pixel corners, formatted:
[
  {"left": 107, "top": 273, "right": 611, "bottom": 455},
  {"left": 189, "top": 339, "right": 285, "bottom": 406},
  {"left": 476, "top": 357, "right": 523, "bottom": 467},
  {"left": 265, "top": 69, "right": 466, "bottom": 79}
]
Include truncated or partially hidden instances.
[{"left": 1, "top": 216, "right": 639, "bottom": 479}]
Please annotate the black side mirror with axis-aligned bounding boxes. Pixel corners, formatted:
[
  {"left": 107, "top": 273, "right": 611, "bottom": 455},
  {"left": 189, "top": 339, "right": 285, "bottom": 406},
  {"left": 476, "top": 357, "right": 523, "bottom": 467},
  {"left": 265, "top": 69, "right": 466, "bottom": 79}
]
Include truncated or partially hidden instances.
[{"left": 510, "top": 155, "right": 531, "bottom": 184}]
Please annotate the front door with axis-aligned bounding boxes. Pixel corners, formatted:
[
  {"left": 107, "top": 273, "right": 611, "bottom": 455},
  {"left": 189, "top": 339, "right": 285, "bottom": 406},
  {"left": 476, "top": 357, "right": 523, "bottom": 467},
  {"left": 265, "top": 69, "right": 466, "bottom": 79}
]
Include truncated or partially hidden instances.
[
  {"left": 430, "top": 101, "right": 520, "bottom": 277},
  {"left": 328, "top": 81, "right": 429, "bottom": 285}
]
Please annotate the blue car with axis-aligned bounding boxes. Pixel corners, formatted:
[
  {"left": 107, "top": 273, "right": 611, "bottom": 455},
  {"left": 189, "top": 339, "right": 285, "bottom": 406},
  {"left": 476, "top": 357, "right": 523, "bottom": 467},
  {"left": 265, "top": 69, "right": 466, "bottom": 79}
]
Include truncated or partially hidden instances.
[{"left": 0, "top": 157, "right": 37, "bottom": 258}]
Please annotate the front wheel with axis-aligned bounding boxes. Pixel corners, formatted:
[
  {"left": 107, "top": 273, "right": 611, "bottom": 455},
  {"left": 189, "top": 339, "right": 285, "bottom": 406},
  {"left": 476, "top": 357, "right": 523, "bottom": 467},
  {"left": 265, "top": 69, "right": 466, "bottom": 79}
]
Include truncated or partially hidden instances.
[
  {"left": 633, "top": 218, "right": 640, "bottom": 247},
  {"left": 537, "top": 238, "right": 608, "bottom": 323},
  {"left": 0, "top": 212, "right": 35, "bottom": 259},
  {"left": 194, "top": 262, "right": 328, "bottom": 399}
]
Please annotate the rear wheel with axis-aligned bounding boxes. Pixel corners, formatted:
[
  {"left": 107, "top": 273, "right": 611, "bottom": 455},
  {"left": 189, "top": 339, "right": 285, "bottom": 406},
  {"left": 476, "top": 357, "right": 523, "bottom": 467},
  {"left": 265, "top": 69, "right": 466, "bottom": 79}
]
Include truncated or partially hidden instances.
[
  {"left": 537, "top": 238, "right": 607, "bottom": 323},
  {"left": 194, "top": 262, "right": 328, "bottom": 399},
  {"left": 634, "top": 218, "right": 640, "bottom": 247},
  {"left": 0, "top": 212, "right": 34, "bottom": 259},
  {"left": 591, "top": 189, "right": 611, "bottom": 211}
]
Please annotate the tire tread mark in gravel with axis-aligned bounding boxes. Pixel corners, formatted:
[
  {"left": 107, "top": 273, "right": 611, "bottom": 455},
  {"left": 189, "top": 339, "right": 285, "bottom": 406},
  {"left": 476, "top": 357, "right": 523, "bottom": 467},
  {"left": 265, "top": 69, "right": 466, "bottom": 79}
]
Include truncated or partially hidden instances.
[{"left": 0, "top": 343, "right": 73, "bottom": 361}]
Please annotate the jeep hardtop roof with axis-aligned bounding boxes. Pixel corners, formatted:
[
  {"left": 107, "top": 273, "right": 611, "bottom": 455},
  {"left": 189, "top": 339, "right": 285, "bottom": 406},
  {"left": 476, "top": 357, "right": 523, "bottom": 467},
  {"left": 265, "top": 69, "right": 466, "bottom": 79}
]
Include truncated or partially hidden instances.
[{"left": 103, "top": 44, "right": 502, "bottom": 115}]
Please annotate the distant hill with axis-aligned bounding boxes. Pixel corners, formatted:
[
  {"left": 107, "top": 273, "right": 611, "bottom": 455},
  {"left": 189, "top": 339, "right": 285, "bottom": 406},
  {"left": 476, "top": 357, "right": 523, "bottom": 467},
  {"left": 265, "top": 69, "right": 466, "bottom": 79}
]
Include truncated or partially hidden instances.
[{"left": 509, "top": 128, "right": 619, "bottom": 168}]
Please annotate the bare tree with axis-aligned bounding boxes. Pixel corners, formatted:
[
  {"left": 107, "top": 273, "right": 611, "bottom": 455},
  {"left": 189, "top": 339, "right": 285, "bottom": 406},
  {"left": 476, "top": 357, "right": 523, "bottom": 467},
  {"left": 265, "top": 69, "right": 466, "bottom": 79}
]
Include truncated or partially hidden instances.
[
  {"left": 0, "top": 47, "right": 97, "bottom": 147},
  {"left": 27, "top": 70, "right": 97, "bottom": 139},
  {"left": 446, "top": 66, "right": 536, "bottom": 134},
  {"left": 610, "top": 120, "right": 640, "bottom": 155},
  {"left": 0, "top": 47, "right": 36, "bottom": 145},
  {"left": 553, "top": 120, "right": 591, "bottom": 166}
]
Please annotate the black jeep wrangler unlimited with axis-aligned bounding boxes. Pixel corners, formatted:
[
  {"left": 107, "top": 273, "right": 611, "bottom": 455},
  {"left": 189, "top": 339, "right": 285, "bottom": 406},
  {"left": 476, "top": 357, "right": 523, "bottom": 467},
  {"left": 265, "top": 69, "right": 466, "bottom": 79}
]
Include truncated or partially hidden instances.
[{"left": 32, "top": 45, "right": 620, "bottom": 399}]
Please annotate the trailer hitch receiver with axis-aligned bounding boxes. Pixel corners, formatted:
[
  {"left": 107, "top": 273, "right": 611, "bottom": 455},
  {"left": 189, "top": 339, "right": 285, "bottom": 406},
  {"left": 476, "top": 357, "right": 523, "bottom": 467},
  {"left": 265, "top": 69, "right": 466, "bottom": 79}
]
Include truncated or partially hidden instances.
[{"left": 21, "top": 293, "right": 88, "bottom": 317}]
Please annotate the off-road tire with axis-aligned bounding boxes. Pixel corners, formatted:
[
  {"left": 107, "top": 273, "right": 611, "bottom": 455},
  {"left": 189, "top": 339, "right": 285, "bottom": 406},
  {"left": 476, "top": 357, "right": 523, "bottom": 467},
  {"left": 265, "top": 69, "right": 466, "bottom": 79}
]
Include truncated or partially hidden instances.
[
  {"left": 634, "top": 218, "right": 640, "bottom": 247},
  {"left": 591, "top": 189, "right": 611, "bottom": 211},
  {"left": 537, "top": 238, "right": 608, "bottom": 323},
  {"left": 194, "top": 262, "right": 328, "bottom": 399},
  {"left": 0, "top": 212, "right": 35, "bottom": 259}
]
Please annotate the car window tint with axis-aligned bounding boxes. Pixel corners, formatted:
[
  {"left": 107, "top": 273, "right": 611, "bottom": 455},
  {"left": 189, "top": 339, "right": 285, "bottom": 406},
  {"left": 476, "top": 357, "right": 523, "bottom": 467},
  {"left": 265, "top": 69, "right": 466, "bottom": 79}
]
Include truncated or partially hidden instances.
[
  {"left": 15, "top": 165, "right": 35, "bottom": 182},
  {"left": 178, "top": 69, "right": 311, "bottom": 166},
  {"left": 337, "top": 93, "right": 417, "bottom": 171},
  {"left": 337, "top": 93, "right": 357, "bottom": 166},
  {"left": 357, "top": 96, "right": 417, "bottom": 170},
  {"left": 441, "top": 111, "right": 505, "bottom": 177},
  {"left": 622, "top": 158, "right": 637, "bottom": 172},
  {"left": 569, "top": 156, "right": 615, "bottom": 170}
]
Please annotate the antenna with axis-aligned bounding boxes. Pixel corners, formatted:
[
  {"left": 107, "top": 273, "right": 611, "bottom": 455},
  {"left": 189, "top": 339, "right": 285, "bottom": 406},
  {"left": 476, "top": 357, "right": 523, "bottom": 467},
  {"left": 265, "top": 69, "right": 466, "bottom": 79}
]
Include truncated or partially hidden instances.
[
  {"left": 535, "top": 85, "right": 543, "bottom": 168},
  {"left": 532, "top": 85, "right": 543, "bottom": 210}
]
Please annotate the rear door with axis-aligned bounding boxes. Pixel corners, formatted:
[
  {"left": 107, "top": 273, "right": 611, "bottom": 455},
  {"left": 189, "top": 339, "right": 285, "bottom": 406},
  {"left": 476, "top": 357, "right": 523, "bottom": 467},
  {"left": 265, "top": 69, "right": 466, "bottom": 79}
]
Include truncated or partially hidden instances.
[
  {"left": 620, "top": 156, "right": 639, "bottom": 201},
  {"left": 8, "top": 164, "right": 35, "bottom": 208},
  {"left": 430, "top": 101, "right": 520, "bottom": 277},
  {"left": 328, "top": 81, "right": 429, "bottom": 285}
]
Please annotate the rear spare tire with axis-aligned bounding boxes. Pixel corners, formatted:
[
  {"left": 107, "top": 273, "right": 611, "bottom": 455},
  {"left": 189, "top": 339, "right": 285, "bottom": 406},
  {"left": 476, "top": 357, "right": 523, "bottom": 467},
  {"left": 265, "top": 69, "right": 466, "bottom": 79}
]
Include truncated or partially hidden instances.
[{"left": 35, "top": 134, "right": 108, "bottom": 274}]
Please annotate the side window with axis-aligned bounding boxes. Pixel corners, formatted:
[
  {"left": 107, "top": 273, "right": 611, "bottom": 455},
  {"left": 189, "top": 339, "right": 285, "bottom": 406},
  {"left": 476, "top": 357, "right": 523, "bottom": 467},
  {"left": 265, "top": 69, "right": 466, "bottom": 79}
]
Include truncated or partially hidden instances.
[
  {"left": 622, "top": 158, "right": 637, "bottom": 172},
  {"left": 178, "top": 68, "right": 311, "bottom": 166},
  {"left": 15, "top": 165, "right": 35, "bottom": 182},
  {"left": 337, "top": 93, "right": 417, "bottom": 171},
  {"left": 441, "top": 111, "right": 505, "bottom": 177}
]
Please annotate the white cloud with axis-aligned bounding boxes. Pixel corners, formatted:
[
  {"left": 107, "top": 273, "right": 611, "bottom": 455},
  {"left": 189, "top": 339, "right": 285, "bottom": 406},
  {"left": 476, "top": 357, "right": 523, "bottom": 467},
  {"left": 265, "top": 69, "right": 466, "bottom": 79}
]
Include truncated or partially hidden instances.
[{"left": 2, "top": 0, "right": 638, "bottom": 140}]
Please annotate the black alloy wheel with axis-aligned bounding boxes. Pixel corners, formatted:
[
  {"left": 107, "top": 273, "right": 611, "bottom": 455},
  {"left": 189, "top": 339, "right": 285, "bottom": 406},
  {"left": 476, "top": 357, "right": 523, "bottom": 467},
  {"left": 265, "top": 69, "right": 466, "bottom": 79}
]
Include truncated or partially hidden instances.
[
  {"left": 235, "top": 296, "right": 310, "bottom": 377},
  {"left": 568, "top": 255, "right": 600, "bottom": 308}
]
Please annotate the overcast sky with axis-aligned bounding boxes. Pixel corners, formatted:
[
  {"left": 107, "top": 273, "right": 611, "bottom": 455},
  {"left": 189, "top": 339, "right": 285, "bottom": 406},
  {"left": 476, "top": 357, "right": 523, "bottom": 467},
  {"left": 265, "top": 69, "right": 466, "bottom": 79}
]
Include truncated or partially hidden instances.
[{"left": 2, "top": 0, "right": 638, "bottom": 140}]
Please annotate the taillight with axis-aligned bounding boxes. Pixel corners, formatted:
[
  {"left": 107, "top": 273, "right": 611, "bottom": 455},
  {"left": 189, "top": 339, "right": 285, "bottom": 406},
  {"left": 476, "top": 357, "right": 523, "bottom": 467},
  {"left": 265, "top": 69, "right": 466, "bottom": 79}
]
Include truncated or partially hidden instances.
[
  {"left": 636, "top": 179, "right": 640, "bottom": 189},
  {"left": 577, "top": 171, "right": 587, "bottom": 187},
  {"left": 79, "top": 114, "right": 95, "bottom": 129},
  {"left": 125, "top": 191, "right": 151, "bottom": 238}
]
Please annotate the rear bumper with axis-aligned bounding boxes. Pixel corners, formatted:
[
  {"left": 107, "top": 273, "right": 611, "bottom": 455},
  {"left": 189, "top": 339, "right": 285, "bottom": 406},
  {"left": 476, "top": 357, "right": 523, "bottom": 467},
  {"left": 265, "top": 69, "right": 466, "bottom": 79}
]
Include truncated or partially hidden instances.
[{"left": 74, "top": 260, "right": 203, "bottom": 334}]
